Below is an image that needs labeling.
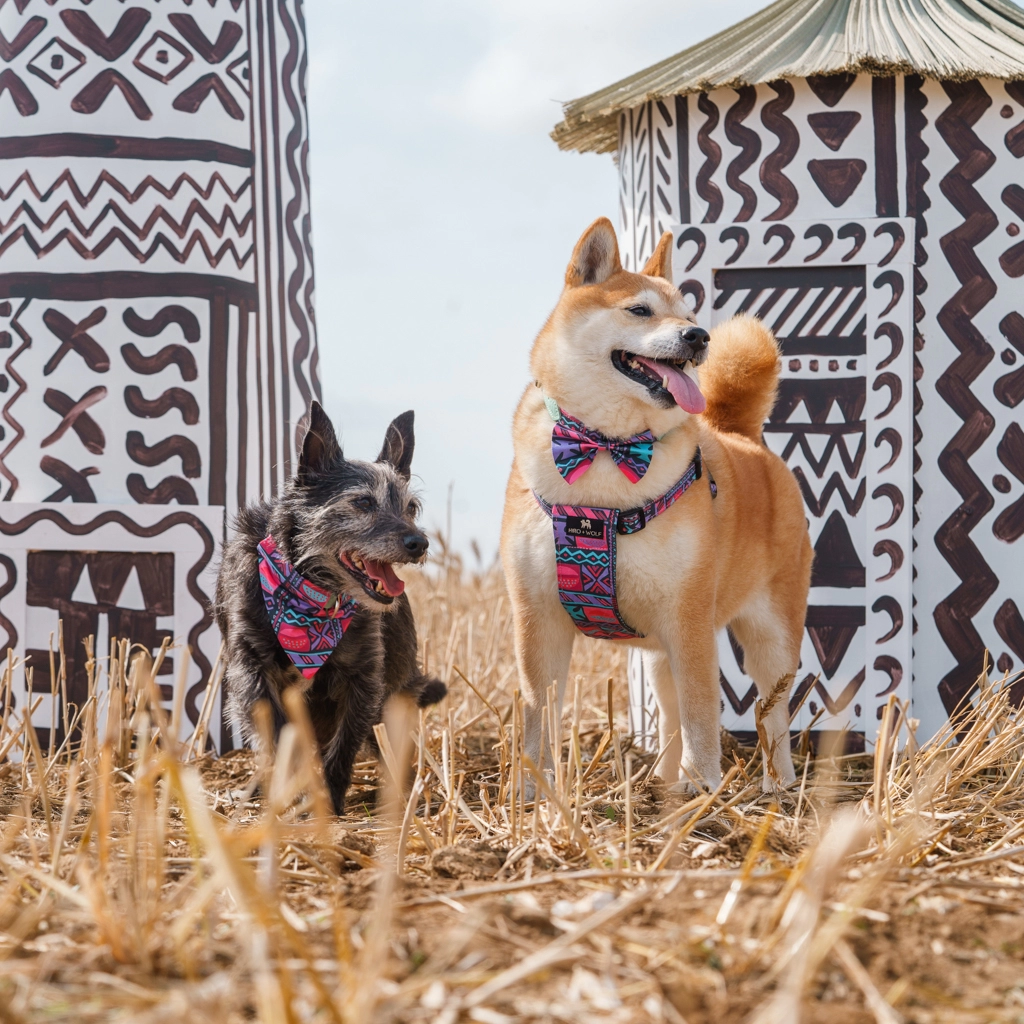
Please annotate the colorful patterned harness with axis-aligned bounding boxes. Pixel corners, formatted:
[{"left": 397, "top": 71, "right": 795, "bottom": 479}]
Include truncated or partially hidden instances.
[
  {"left": 256, "top": 535, "right": 359, "bottom": 678},
  {"left": 535, "top": 408, "right": 716, "bottom": 640}
]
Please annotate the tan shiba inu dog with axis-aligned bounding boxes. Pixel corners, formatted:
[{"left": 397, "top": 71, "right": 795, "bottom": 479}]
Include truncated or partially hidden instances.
[{"left": 501, "top": 217, "right": 812, "bottom": 792}]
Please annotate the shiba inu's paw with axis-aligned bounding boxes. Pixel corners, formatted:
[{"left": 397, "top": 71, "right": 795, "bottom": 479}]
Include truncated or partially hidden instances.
[{"left": 666, "top": 769, "right": 722, "bottom": 797}]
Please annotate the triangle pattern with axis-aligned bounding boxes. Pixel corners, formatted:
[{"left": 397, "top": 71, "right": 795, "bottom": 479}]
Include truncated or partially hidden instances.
[
  {"left": 810, "top": 510, "right": 865, "bottom": 589},
  {"left": 807, "top": 72, "right": 856, "bottom": 108},
  {"left": 807, "top": 623, "right": 860, "bottom": 679},
  {"left": 807, "top": 110, "right": 861, "bottom": 151},
  {"left": 71, "top": 566, "right": 97, "bottom": 605},
  {"left": 116, "top": 565, "right": 146, "bottom": 610},
  {"left": 807, "top": 159, "right": 867, "bottom": 207}
]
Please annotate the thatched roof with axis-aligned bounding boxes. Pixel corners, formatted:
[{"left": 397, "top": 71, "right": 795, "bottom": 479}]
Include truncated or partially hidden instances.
[{"left": 552, "top": 0, "right": 1024, "bottom": 153}]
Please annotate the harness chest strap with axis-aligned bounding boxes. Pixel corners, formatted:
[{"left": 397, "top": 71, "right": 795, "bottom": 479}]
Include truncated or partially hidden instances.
[{"left": 533, "top": 447, "right": 717, "bottom": 640}]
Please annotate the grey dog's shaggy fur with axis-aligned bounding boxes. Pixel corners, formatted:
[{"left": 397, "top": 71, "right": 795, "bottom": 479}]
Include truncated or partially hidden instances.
[{"left": 215, "top": 401, "right": 445, "bottom": 813}]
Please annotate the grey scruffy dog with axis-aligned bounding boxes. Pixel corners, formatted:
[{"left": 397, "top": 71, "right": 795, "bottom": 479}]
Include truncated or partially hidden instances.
[{"left": 215, "top": 401, "right": 446, "bottom": 813}]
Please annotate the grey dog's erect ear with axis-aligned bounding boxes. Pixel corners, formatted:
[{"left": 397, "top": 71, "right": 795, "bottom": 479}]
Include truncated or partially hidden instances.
[
  {"left": 376, "top": 410, "right": 415, "bottom": 480},
  {"left": 296, "top": 400, "right": 342, "bottom": 484},
  {"left": 565, "top": 217, "right": 621, "bottom": 288}
]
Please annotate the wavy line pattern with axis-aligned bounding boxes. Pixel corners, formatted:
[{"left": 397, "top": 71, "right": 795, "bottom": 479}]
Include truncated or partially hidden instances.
[
  {"left": 282, "top": 0, "right": 316, "bottom": 411},
  {"left": 906, "top": 75, "right": 931, "bottom": 529},
  {"left": 933, "top": 79, "right": 1000, "bottom": 715},
  {"left": 759, "top": 80, "right": 799, "bottom": 221},
  {"left": 124, "top": 385, "right": 200, "bottom": 424},
  {"left": 695, "top": 92, "right": 723, "bottom": 224},
  {"left": 723, "top": 86, "right": 760, "bottom": 221}
]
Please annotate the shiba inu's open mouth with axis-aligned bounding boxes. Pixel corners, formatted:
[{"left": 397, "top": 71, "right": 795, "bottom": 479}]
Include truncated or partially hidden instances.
[
  {"left": 339, "top": 551, "right": 405, "bottom": 604},
  {"left": 612, "top": 350, "right": 707, "bottom": 414}
]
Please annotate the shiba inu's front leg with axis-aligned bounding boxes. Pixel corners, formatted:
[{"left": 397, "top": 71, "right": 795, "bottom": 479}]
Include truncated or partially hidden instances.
[
  {"left": 510, "top": 601, "right": 577, "bottom": 779},
  {"left": 642, "top": 649, "right": 683, "bottom": 785},
  {"left": 663, "top": 624, "right": 722, "bottom": 792}
]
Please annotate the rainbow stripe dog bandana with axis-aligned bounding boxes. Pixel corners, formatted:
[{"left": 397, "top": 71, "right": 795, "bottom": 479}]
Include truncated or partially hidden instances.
[{"left": 256, "top": 536, "right": 358, "bottom": 678}]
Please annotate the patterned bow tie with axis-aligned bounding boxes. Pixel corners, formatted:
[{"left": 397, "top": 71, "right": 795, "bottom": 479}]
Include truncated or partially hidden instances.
[
  {"left": 550, "top": 407, "right": 656, "bottom": 484},
  {"left": 256, "top": 536, "right": 359, "bottom": 678}
]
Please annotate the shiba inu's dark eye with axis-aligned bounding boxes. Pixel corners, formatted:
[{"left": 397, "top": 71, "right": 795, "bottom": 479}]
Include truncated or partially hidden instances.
[
  {"left": 626, "top": 304, "right": 652, "bottom": 318},
  {"left": 353, "top": 495, "right": 375, "bottom": 511}
]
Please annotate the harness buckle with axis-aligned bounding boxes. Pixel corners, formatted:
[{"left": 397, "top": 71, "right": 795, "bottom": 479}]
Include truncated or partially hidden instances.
[{"left": 617, "top": 505, "right": 646, "bottom": 534}]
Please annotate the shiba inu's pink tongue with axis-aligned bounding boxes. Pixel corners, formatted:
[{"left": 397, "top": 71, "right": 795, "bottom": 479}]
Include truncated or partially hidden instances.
[
  {"left": 363, "top": 558, "right": 405, "bottom": 597},
  {"left": 635, "top": 357, "right": 706, "bottom": 414}
]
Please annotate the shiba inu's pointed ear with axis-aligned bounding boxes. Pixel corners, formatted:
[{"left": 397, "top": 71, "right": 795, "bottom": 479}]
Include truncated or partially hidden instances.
[
  {"left": 377, "top": 410, "right": 415, "bottom": 480},
  {"left": 565, "top": 217, "right": 621, "bottom": 288},
  {"left": 297, "top": 400, "right": 342, "bottom": 484},
  {"left": 642, "top": 231, "right": 673, "bottom": 281}
]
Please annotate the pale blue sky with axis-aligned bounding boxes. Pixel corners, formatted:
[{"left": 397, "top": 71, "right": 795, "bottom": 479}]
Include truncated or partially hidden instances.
[{"left": 306, "top": 0, "right": 770, "bottom": 561}]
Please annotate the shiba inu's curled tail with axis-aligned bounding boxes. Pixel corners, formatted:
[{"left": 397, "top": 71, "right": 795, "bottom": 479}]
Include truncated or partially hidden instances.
[{"left": 699, "top": 315, "right": 781, "bottom": 442}]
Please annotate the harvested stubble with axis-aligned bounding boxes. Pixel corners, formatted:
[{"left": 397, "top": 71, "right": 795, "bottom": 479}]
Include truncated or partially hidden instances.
[{"left": 1, "top": 557, "right": 1024, "bottom": 1022}]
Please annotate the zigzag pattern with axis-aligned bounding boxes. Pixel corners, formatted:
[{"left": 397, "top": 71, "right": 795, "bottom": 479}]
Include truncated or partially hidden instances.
[
  {"left": 0, "top": 170, "right": 251, "bottom": 205},
  {"left": 0, "top": 224, "right": 253, "bottom": 268},
  {"left": 933, "top": 79, "right": 1000, "bottom": 715},
  {"left": 792, "top": 468, "right": 866, "bottom": 516},
  {"left": 1, "top": 199, "right": 252, "bottom": 241}
]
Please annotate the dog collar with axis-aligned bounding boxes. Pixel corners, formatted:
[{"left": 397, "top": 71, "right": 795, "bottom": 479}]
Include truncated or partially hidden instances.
[{"left": 256, "top": 536, "right": 359, "bottom": 678}]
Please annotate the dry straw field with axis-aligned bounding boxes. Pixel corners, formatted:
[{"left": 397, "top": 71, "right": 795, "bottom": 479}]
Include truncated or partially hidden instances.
[{"left": 1, "top": 539, "right": 1024, "bottom": 1023}]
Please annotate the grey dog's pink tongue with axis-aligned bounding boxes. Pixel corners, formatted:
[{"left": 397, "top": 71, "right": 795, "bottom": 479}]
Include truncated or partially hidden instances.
[{"left": 634, "top": 357, "right": 706, "bottom": 414}]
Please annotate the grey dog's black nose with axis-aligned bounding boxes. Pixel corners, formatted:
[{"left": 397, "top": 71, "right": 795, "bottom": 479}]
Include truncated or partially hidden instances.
[
  {"left": 683, "top": 325, "right": 709, "bottom": 349},
  {"left": 404, "top": 533, "right": 429, "bottom": 556}
]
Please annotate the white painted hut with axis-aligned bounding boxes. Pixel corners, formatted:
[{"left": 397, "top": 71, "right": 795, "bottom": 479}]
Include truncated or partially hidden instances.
[
  {"left": 553, "top": 0, "right": 1024, "bottom": 747},
  {"left": 0, "top": 0, "right": 318, "bottom": 748}
]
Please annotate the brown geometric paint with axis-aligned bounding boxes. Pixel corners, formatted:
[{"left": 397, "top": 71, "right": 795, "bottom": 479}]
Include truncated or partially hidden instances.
[
  {"left": 760, "top": 81, "right": 799, "bottom": 220},
  {"left": 805, "top": 604, "right": 865, "bottom": 679},
  {"left": 994, "top": 422, "right": 1024, "bottom": 543},
  {"left": 125, "top": 431, "right": 202, "bottom": 479},
  {"left": 807, "top": 110, "right": 861, "bottom": 151},
  {"left": 40, "top": 456, "right": 98, "bottom": 503},
  {"left": 41, "top": 387, "right": 107, "bottom": 454},
  {"left": 872, "top": 77, "right": 899, "bottom": 216},
  {"left": 60, "top": 8, "right": 152, "bottom": 61},
  {"left": 872, "top": 595, "right": 904, "bottom": 643},
  {"left": 126, "top": 474, "right": 198, "bottom": 505},
  {"left": 811, "top": 511, "right": 866, "bottom": 589},
  {"left": 124, "top": 385, "right": 200, "bottom": 424},
  {"left": 696, "top": 92, "right": 723, "bottom": 223},
  {"left": 71, "top": 69, "right": 153, "bottom": 120},
  {"left": 173, "top": 73, "right": 245, "bottom": 120},
  {"left": 166, "top": 14, "right": 244, "bottom": 64},
  {"left": 933, "top": 79, "right": 1000, "bottom": 716},
  {"left": 807, "top": 159, "right": 867, "bottom": 207},
  {"left": 0, "top": 69, "right": 38, "bottom": 116},
  {"left": 120, "top": 343, "right": 198, "bottom": 382},
  {"left": 0, "top": 15, "right": 46, "bottom": 62},
  {"left": 724, "top": 86, "right": 761, "bottom": 221},
  {"left": 807, "top": 72, "right": 857, "bottom": 108},
  {"left": 42, "top": 307, "right": 110, "bottom": 375},
  {"left": 123, "top": 305, "right": 201, "bottom": 344}
]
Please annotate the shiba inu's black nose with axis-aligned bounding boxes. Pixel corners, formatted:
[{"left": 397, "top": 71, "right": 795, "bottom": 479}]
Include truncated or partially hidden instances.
[
  {"left": 683, "top": 326, "right": 709, "bottom": 350},
  {"left": 403, "top": 532, "right": 429, "bottom": 556}
]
